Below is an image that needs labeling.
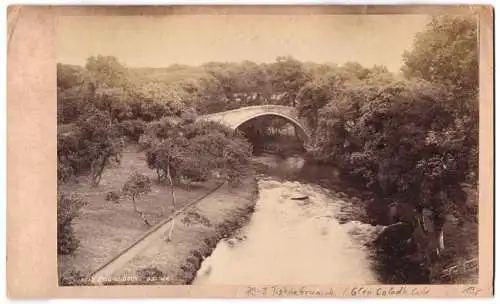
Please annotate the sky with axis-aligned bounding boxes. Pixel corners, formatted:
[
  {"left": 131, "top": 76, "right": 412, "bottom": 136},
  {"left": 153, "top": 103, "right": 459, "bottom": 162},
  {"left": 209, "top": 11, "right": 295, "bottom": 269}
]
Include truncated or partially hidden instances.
[{"left": 57, "top": 14, "right": 431, "bottom": 73}]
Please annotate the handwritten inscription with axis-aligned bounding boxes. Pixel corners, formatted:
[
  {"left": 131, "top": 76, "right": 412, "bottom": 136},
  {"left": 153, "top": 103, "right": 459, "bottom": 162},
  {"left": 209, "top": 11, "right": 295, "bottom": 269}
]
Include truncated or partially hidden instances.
[
  {"left": 462, "top": 286, "right": 482, "bottom": 296},
  {"left": 347, "top": 286, "right": 430, "bottom": 297},
  {"left": 246, "top": 286, "right": 336, "bottom": 297},
  {"left": 246, "top": 286, "right": 432, "bottom": 297}
]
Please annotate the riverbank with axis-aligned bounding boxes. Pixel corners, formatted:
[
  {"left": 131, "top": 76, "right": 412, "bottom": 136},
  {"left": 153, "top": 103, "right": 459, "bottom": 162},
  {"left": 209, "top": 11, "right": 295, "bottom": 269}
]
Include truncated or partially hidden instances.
[
  {"left": 95, "top": 170, "right": 258, "bottom": 285},
  {"left": 301, "top": 157, "right": 479, "bottom": 284}
]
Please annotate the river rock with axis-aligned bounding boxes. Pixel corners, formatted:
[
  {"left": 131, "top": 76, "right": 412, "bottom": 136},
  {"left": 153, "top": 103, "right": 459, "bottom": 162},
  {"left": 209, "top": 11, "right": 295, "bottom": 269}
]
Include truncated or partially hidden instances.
[
  {"left": 337, "top": 192, "right": 348, "bottom": 198},
  {"left": 373, "top": 222, "right": 414, "bottom": 255},
  {"left": 351, "top": 197, "right": 362, "bottom": 204},
  {"left": 337, "top": 216, "right": 349, "bottom": 225}
]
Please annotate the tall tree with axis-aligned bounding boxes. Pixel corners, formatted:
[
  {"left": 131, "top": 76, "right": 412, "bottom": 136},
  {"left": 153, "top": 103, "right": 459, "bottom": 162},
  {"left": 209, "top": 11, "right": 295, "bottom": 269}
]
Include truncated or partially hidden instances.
[
  {"left": 84, "top": 55, "right": 131, "bottom": 89},
  {"left": 401, "top": 15, "right": 479, "bottom": 183},
  {"left": 57, "top": 63, "right": 84, "bottom": 92},
  {"left": 402, "top": 15, "right": 478, "bottom": 101},
  {"left": 75, "top": 106, "right": 124, "bottom": 186},
  {"left": 268, "top": 56, "right": 310, "bottom": 106},
  {"left": 296, "top": 72, "right": 345, "bottom": 133}
]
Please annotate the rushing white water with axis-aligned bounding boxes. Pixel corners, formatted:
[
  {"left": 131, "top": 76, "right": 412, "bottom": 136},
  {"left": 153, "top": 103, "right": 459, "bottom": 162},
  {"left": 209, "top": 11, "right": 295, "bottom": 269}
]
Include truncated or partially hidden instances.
[{"left": 193, "top": 169, "right": 383, "bottom": 285}]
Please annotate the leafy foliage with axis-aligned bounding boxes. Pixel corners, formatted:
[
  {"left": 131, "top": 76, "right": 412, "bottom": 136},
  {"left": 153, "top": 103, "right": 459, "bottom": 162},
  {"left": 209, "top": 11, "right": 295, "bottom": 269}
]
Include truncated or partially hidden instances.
[
  {"left": 57, "top": 106, "right": 124, "bottom": 185},
  {"left": 403, "top": 15, "right": 479, "bottom": 184},
  {"left": 314, "top": 78, "right": 476, "bottom": 220},
  {"left": 297, "top": 72, "right": 345, "bottom": 132},
  {"left": 57, "top": 63, "right": 84, "bottom": 92},
  {"left": 144, "top": 119, "right": 252, "bottom": 186},
  {"left": 267, "top": 56, "right": 311, "bottom": 106},
  {"left": 122, "top": 172, "right": 153, "bottom": 224},
  {"left": 402, "top": 16, "right": 478, "bottom": 99},
  {"left": 122, "top": 172, "right": 152, "bottom": 202}
]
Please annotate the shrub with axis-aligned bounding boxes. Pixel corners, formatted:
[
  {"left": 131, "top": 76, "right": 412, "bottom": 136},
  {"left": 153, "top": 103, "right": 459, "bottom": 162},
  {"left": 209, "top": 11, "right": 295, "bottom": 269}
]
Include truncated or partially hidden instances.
[
  {"left": 57, "top": 193, "right": 87, "bottom": 254},
  {"left": 122, "top": 172, "right": 153, "bottom": 224},
  {"left": 105, "top": 190, "right": 121, "bottom": 203},
  {"left": 57, "top": 159, "right": 75, "bottom": 183}
]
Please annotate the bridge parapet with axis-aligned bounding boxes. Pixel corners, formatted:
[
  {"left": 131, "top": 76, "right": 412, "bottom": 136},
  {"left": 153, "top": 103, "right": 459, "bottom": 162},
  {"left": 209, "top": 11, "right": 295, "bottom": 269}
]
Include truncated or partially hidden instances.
[
  {"left": 197, "top": 105, "right": 311, "bottom": 145},
  {"left": 200, "top": 105, "right": 299, "bottom": 119}
]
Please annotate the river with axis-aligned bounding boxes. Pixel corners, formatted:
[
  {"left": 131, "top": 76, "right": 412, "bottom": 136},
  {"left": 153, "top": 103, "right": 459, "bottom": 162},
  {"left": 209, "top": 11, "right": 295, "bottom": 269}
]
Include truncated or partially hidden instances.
[{"left": 192, "top": 153, "right": 386, "bottom": 285}]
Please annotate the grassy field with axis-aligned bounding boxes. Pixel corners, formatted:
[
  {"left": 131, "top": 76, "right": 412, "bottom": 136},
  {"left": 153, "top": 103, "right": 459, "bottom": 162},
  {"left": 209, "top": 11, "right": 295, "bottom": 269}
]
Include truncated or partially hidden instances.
[{"left": 58, "top": 144, "right": 220, "bottom": 279}]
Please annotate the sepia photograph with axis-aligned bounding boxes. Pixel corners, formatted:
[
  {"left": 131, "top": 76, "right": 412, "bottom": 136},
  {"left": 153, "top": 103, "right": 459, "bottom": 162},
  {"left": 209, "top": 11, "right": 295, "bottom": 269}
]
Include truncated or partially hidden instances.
[{"left": 6, "top": 4, "right": 494, "bottom": 298}]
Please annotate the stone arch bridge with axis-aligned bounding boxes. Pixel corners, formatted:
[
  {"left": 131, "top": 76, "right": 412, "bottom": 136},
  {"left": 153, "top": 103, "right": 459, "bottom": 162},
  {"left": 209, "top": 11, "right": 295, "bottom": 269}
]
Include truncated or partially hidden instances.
[{"left": 196, "top": 105, "right": 311, "bottom": 145}]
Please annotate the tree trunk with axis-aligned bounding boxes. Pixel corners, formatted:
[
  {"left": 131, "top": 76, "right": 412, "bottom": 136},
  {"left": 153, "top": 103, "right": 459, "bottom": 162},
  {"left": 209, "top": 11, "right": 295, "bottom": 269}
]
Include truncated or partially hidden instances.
[
  {"left": 132, "top": 195, "right": 150, "bottom": 226},
  {"left": 90, "top": 155, "right": 107, "bottom": 187},
  {"left": 156, "top": 168, "right": 162, "bottom": 182},
  {"left": 132, "top": 195, "right": 137, "bottom": 212},
  {"left": 438, "top": 228, "right": 445, "bottom": 252},
  {"left": 166, "top": 219, "right": 175, "bottom": 242},
  {"left": 166, "top": 164, "right": 176, "bottom": 208}
]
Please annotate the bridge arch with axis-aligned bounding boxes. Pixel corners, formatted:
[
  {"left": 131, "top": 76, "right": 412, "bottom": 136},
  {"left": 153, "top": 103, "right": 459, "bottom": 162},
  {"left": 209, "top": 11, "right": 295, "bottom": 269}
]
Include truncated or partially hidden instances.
[
  {"left": 197, "top": 105, "right": 311, "bottom": 146},
  {"left": 233, "top": 112, "right": 310, "bottom": 143}
]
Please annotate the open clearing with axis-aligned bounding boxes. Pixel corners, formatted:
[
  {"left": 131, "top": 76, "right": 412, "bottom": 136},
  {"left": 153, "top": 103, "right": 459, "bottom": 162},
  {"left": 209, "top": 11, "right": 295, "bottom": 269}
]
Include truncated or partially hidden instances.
[{"left": 58, "top": 144, "right": 219, "bottom": 277}]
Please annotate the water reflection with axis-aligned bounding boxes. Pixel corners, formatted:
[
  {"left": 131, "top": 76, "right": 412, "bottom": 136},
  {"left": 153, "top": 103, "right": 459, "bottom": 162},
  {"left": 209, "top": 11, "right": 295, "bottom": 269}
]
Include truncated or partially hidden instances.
[{"left": 253, "top": 153, "right": 344, "bottom": 189}]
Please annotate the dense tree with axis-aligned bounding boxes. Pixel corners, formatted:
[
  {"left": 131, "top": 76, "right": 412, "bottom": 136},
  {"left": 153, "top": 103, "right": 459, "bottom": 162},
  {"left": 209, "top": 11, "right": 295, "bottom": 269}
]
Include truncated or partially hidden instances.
[
  {"left": 93, "top": 87, "right": 133, "bottom": 123},
  {"left": 337, "top": 62, "right": 371, "bottom": 82},
  {"left": 267, "top": 56, "right": 311, "bottom": 106},
  {"left": 84, "top": 55, "right": 131, "bottom": 89},
  {"left": 402, "top": 15, "right": 479, "bottom": 184},
  {"left": 58, "top": 106, "right": 124, "bottom": 185},
  {"left": 57, "top": 63, "right": 84, "bottom": 91},
  {"left": 144, "top": 119, "right": 252, "bottom": 194},
  {"left": 314, "top": 78, "right": 477, "bottom": 270},
  {"left": 364, "top": 65, "right": 396, "bottom": 85},
  {"left": 402, "top": 15, "right": 478, "bottom": 99},
  {"left": 77, "top": 107, "right": 125, "bottom": 186},
  {"left": 296, "top": 72, "right": 345, "bottom": 133}
]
